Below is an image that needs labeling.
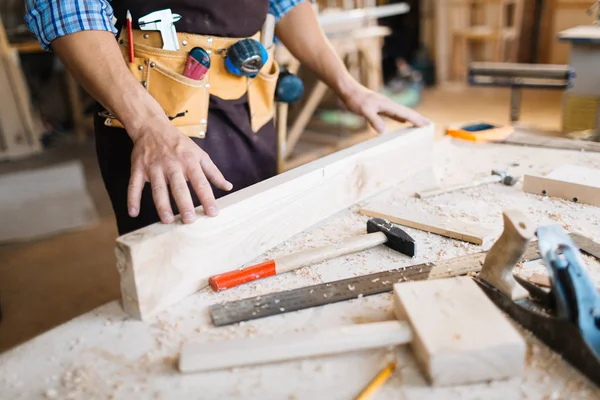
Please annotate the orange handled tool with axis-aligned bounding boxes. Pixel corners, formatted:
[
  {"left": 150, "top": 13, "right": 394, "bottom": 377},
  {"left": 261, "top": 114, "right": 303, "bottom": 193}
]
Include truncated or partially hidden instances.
[{"left": 208, "top": 218, "right": 416, "bottom": 291}]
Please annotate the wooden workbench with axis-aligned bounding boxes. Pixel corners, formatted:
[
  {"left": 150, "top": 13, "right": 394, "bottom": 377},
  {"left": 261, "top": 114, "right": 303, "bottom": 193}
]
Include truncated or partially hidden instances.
[{"left": 1, "top": 136, "right": 600, "bottom": 399}]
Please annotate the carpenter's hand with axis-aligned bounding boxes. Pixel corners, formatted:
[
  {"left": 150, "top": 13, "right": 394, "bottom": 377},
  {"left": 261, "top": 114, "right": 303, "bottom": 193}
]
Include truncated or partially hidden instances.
[
  {"left": 127, "top": 120, "right": 233, "bottom": 224},
  {"left": 340, "top": 83, "right": 430, "bottom": 132}
]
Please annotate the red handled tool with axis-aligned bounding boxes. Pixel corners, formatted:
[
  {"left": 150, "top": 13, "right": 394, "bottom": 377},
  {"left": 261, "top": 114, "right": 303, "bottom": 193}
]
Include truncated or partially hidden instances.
[
  {"left": 183, "top": 47, "right": 211, "bottom": 80},
  {"left": 208, "top": 218, "right": 416, "bottom": 291}
]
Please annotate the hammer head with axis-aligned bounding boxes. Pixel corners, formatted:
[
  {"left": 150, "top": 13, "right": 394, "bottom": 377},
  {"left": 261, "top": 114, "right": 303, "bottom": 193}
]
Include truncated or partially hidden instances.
[
  {"left": 492, "top": 170, "right": 517, "bottom": 186},
  {"left": 367, "top": 218, "right": 416, "bottom": 257}
]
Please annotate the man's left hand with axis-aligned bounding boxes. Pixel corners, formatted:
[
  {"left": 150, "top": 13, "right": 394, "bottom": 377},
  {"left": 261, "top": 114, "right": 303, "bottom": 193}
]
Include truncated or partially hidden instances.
[{"left": 340, "top": 83, "right": 430, "bottom": 133}]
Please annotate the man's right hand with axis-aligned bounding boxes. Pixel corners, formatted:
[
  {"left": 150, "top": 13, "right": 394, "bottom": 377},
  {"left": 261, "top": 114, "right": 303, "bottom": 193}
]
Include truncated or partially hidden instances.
[
  {"left": 51, "top": 30, "right": 231, "bottom": 225},
  {"left": 127, "top": 120, "right": 233, "bottom": 224}
]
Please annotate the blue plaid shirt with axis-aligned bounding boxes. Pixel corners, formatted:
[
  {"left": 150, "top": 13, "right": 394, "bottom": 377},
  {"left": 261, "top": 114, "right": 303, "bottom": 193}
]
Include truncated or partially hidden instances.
[{"left": 25, "top": 0, "right": 305, "bottom": 51}]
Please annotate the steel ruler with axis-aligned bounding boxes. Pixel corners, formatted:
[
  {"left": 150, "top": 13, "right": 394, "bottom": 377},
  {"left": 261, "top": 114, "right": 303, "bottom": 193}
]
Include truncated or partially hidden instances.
[{"left": 209, "top": 234, "right": 596, "bottom": 327}]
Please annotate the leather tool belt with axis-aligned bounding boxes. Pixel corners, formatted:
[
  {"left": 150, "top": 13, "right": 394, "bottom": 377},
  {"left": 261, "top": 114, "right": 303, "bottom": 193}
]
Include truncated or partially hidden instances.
[{"left": 103, "top": 28, "right": 280, "bottom": 139}]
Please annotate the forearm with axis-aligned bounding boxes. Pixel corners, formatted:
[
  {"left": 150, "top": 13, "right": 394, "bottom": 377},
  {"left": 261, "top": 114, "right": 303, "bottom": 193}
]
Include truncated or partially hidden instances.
[
  {"left": 274, "top": 1, "right": 357, "bottom": 99},
  {"left": 51, "top": 30, "right": 168, "bottom": 140}
]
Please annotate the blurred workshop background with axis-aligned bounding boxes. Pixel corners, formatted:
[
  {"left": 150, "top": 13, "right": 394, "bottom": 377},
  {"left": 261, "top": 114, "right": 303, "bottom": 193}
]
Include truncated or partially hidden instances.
[{"left": 0, "top": 0, "right": 598, "bottom": 353}]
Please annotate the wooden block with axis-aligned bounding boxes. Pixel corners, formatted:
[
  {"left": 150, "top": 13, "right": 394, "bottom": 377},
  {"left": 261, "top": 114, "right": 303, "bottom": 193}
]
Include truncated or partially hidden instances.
[
  {"left": 523, "top": 165, "right": 600, "bottom": 207},
  {"left": 393, "top": 277, "right": 526, "bottom": 386},
  {"left": 116, "top": 125, "right": 435, "bottom": 320},
  {"left": 360, "top": 204, "right": 495, "bottom": 245}
]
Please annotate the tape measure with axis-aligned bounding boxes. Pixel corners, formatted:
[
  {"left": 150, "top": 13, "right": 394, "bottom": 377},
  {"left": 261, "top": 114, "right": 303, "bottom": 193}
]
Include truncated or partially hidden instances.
[{"left": 224, "top": 38, "right": 268, "bottom": 78}]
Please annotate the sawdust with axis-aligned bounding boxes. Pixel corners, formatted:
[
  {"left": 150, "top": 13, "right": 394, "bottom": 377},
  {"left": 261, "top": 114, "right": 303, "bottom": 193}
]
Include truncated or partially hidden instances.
[{"left": 4, "top": 138, "right": 600, "bottom": 399}]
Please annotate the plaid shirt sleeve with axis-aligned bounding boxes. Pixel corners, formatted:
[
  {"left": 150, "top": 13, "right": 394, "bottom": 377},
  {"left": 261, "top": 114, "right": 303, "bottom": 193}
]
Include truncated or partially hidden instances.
[
  {"left": 269, "top": 0, "right": 307, "bottom": 22},
  {"left": 24, "top": 0, "right": 118, "bottom": 51}
]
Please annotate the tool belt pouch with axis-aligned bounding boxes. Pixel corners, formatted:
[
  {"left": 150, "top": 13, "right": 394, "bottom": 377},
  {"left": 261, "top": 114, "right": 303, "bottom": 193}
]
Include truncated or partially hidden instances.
[
  {"left": 105, "top": 31, "right": 279, "bottom": 138},
  {"left": 106, "top": 39, "right": 209, "bottom": 138},
  {"left": 247, "top": 46, "right": 279, "bottom": 133}
]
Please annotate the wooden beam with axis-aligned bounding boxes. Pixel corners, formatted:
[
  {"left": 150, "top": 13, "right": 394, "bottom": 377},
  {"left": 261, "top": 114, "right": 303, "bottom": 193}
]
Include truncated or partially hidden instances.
[{"left": 115, "top": 125, "right": 435, "bottom": 321}]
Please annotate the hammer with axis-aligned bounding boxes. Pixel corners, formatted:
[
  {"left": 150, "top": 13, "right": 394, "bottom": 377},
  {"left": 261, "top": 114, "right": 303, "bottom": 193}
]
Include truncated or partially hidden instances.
[
  {"left": 416, "top": 169, "right": 517, "bottom": 199},
  {"left": 208, "top": 218, "right": 416, "bottom": 291}
]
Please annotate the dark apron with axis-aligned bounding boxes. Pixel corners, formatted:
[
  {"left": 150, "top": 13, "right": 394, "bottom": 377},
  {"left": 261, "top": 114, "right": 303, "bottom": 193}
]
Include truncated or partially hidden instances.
[{"left": 95, "top": 1, "right": 276, "bottom": 235}]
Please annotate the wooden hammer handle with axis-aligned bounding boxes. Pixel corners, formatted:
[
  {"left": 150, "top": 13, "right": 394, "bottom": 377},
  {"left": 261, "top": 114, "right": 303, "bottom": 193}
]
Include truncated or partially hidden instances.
[
  {"left": 416, "top": 175, "right": 502, "bottom": 199},
  {"left": 208, "top": 231, "right": 388, "bottom": 291},
  {"left": 478, "top": 209, "right": 535, "bottom": 299}
]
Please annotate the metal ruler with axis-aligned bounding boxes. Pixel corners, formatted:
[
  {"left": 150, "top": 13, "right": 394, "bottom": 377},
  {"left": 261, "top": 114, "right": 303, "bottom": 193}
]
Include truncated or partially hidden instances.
[{"left": 209, "top": 233, "right": 596, "bottom": 327}]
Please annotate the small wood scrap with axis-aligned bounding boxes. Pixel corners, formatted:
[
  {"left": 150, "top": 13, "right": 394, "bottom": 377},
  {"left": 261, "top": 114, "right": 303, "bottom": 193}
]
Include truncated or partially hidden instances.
[
  {"left": 522, "top": 272, "right": 600, "bottom": 293},
  {"left": 359, "top": 203, "right": 495, "bottom": 245},
  {"left": 527, "top": 272, "right": 551, "bottom": 288},
  {"left": 523, "top": 165, "right": 600, "bottom": 207}
]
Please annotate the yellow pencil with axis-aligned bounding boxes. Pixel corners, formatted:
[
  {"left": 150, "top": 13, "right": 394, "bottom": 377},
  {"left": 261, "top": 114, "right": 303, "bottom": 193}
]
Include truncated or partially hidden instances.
[{"left": 354, "top": 361, "right": 397, "bottom": 400}]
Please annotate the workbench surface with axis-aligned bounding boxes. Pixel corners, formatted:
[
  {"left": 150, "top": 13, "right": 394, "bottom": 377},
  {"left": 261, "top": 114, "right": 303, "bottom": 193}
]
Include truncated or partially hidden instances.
[{"left": 2, "top": 137, "right": 600, "bottom": 400}]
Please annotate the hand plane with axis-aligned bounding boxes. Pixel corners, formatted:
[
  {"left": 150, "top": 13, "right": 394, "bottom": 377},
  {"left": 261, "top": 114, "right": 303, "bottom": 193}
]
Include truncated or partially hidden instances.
[{"left": 473, "top": 209, "right": 600, "bottom": 386}]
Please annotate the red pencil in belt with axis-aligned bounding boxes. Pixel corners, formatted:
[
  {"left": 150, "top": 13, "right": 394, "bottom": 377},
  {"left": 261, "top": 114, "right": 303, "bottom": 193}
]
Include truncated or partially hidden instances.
[{"left": 126, "top": 10, "right": 134, "bottom": 63}]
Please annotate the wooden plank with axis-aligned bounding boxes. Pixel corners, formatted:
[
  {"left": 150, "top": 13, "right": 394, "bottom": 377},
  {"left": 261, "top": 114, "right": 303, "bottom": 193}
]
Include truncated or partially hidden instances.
[
  {"left": 502, "top": 131, "right": 600, "bottom": 152},
  {"left": 523, "top": 164, "right": 600, "bottom": 207},
  {"left": 178, "top": 321, "right": 412, "bottom": 373},
  {"left": 393, "top": 277, "right": 526, "bottom": 386},
  {"left": 116, "top": 125, "right": 435, "bottom": 321},
  {"left": 285, "top": 129, "right": 378, "bottom": 171},
  {"left": 359, "top": 203, "right": 496, "bottom": 245}
]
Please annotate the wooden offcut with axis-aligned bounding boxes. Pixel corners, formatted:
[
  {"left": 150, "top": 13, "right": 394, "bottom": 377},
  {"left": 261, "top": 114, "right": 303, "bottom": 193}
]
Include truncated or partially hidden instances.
[
  {"left": 393, "top": 277, "right": 526, "bottom": 386},
  {"left": 115, "top": 125, "right": 435, "bottom": 321},
  {"left": 359, "top": 204, "right": 495, "bottom": 245},
  {"left": 523, "top": 165, "right": 600, "bottom": 207}
]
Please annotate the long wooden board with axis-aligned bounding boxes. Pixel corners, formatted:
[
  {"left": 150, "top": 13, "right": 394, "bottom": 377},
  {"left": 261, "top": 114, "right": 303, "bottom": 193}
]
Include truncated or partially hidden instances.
[
  {"left": 115, "top": 125, "right": 435, "bottom": 320},
  {"left": 359, "top": 204, "right": 496, "bottom": 245}
]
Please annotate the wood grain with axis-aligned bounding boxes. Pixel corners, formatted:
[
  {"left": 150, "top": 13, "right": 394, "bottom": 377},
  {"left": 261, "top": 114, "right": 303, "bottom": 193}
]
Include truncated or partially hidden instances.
[
  {"left": 359, "top": 204, "right": 495, "bottom": 245},
  {"left": 116, "top": 125, "right": 435, "bottom": 321},
  {"left": 393, "top": 277, "right": 526, "bottom": 386}
]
